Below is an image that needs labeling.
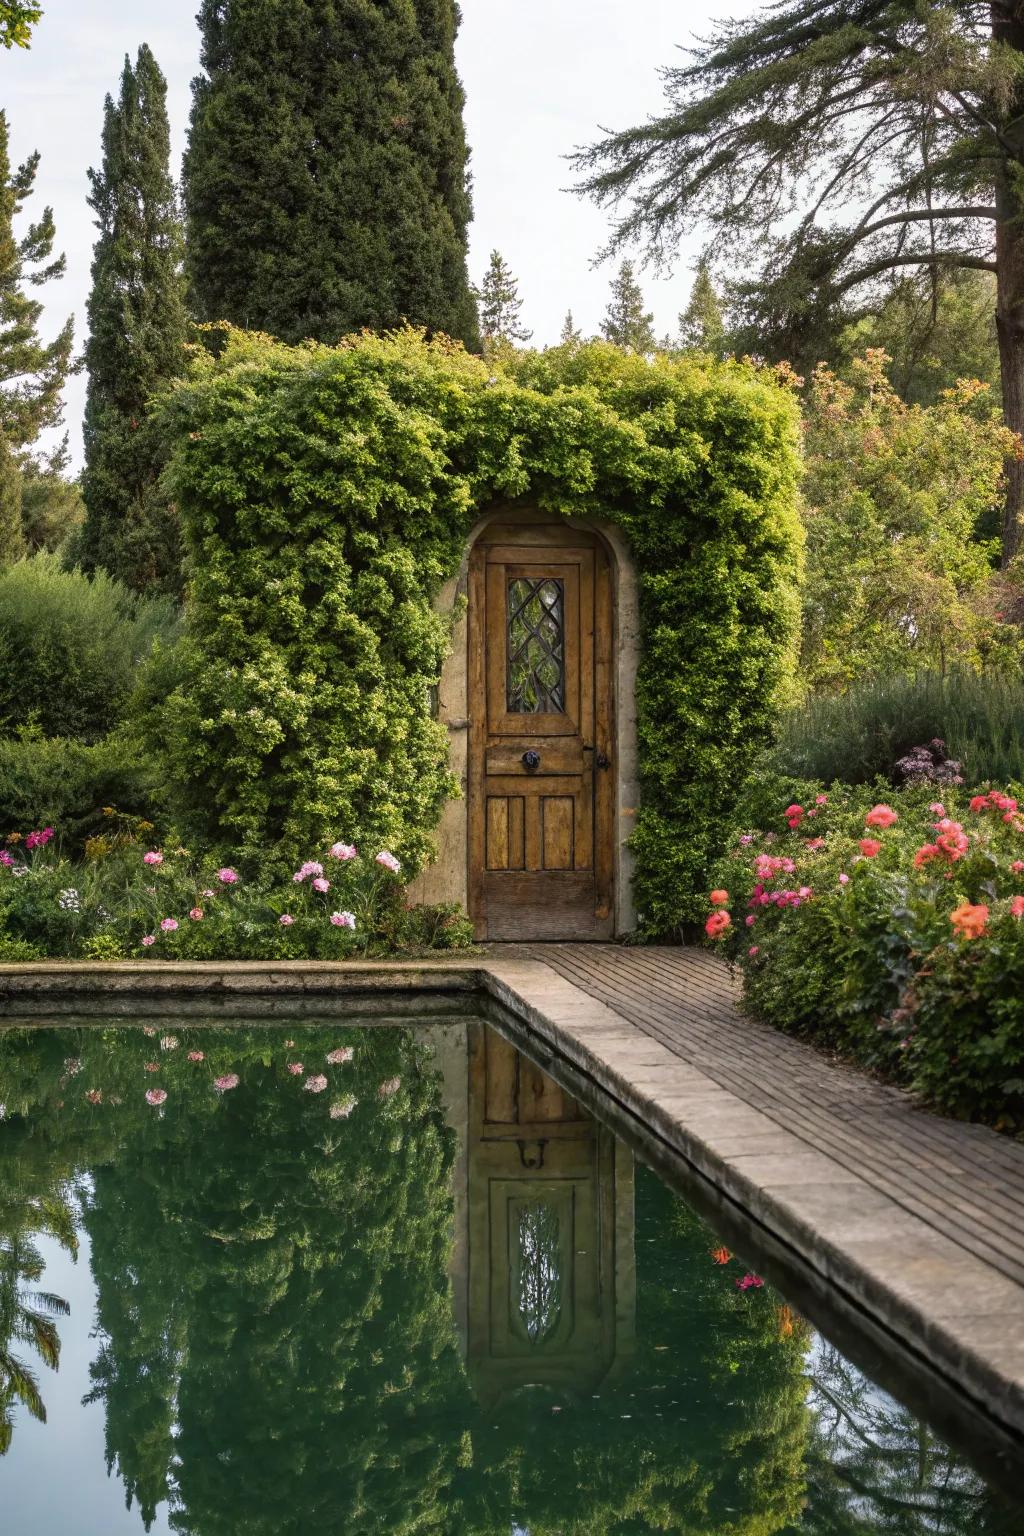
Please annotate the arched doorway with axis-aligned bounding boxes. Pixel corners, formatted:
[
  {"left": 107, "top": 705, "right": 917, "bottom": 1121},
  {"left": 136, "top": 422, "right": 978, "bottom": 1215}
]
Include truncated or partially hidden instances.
[{"left": 467, "top": 518, "right": 617, "bottom": 940}]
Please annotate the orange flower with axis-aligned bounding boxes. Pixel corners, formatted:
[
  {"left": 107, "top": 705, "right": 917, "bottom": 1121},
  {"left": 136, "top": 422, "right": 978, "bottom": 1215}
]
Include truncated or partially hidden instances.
[
  {"left": 950, "top": 901, "right": 989, "bottom": 940},
  {"left": 710, "top": 1246, "right": 731, "bottom": 1265},
  {"left": 705, "top": 910, "right": 731, "bottom": 939},
  {"left": 709, "top": 889, "right": 730, "bottom": 906},
  {"left": 776, "top": 1304, "right": 795, "bottom": 1338}
]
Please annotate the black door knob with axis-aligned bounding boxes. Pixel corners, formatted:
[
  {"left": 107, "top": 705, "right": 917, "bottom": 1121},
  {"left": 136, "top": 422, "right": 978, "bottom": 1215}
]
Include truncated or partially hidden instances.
[{"left": 522, "top": 750, "right": 541, "bottom": 771}]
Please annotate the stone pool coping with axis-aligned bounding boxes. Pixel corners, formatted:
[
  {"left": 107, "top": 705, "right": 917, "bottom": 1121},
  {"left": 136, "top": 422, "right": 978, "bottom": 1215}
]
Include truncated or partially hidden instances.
[{"left": 3, "top": 950, "right": 1023, "bottom": 1451}]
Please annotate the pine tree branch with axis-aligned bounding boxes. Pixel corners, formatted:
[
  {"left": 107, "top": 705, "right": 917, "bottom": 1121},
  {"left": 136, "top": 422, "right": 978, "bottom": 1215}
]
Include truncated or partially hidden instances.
[{"left": 834, "top": 251, "right": 998, "bottom": 294}]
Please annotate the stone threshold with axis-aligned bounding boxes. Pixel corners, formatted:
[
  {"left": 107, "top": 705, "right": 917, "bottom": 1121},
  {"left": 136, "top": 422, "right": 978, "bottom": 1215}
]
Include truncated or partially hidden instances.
[{"left": 2, "top": 953, "right": 1022, "bottom": 1458}]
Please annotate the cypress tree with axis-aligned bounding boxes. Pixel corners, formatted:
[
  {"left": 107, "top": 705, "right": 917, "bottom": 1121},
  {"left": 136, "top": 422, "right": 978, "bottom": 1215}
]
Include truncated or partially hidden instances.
[
  {"left": 560, "top": 309, "right": 583, "bottom": 345},
  {"left": 184, "top": 0, "right": 479, "bottom": 349},
  {"left": 600, "top": 261, "right": 655, "bottom": 353},
  {"left": 80, "top": 46, "right": 188, "bottom": 595},
  {"left": 475, "top": 249, "right": 531, "bottom": 354}
]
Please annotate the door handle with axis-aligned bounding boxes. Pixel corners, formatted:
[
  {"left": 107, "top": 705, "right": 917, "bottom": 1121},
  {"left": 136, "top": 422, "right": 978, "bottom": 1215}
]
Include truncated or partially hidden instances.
[
  {"left": 584, "top": 746, "right": 611, "bottom": 770},
  {"left": 521, "top": 750, "right": 541, "bottom": 771}
]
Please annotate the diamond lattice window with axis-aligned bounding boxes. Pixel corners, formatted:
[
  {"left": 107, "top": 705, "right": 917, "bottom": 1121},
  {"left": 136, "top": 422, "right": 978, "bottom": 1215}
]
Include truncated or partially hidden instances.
[{"left": 507, "top": 578, "right": 566, "bottom": 713}]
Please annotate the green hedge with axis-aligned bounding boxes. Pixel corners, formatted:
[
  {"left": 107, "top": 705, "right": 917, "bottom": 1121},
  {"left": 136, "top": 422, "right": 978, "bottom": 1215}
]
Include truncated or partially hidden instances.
[{"left": 154, "top": 329, "right": 802, "bottom": 932}]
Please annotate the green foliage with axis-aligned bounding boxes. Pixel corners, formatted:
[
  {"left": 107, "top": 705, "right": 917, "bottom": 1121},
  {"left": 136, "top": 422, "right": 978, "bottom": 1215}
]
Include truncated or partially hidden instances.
[
  {"left": 710, "top": 782, "right": 1024, "bottom": 1127},
  {"left": 475, "top": 249, "right": 531, "bottom": 354},
  {"left": 836, "top": 272, "right": 1000, "bottom": 407},
  {"left": 0, "top": 432, "right": 21, "bottom": 565},
  {"left": 79, "top": 46, "right": 188, "bottom": 596},
  {"left": 0, "top": 732, "right": 160, "bottom": 846},
  {"left": 184, "top": 0, "right": 478, "bottom": 349},
  {"left": 0, "top": 4, "right": 42, "bottom": 49},
  {"left": 769, "top": 669, "right": 1024, "bottom": 787},
  {"left": 600, "top": 260, "right": 655, "bottom": 353},
  {"left": 18, "top": 446, "right": 83, "bottom": 553},
  {"left": 0, "top": 554, "right": 180, "bottom": 742},
  {"left": 0, "top": 110, "right": 73, "bottom": 454},
  {"left": 799, "top": 352, "right": 1016, "bottom": 689},
  {"left": 153, "top": 328, "right": 803, "bottom": 931},
  {"left": 678, "top": 258, "right": 727, "bottom": 358}
]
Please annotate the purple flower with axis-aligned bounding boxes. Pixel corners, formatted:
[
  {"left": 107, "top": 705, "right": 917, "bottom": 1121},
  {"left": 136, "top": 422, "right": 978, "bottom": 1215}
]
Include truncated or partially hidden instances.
[{"left": 217, "top": 868, "right": 239, "bottom": 885}]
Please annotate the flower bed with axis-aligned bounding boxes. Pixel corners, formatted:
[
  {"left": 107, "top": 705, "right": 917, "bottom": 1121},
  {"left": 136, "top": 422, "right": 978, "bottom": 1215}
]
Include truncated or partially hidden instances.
[
  {"left": 706, "top": 778, "right": 1024, "bottom": 1129},
  {"left": 0, "top": 818, "right": 472, "bottom": 960}
]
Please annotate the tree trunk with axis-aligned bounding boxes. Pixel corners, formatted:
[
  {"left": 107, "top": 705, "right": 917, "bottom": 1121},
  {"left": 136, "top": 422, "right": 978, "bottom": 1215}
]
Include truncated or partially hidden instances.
[{"left": 993, "top": 5, "right": 1024, "bottom": 567}]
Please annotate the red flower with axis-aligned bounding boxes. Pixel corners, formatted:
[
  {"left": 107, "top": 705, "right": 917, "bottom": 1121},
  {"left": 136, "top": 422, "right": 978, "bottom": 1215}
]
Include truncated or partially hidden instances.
[
  {"left": 705, "top": 910, "right": 732, "bottom": 939},
  {"left": 1011, "top": 896, "right": 1024, "bottom": 920},
  {"left": 859, "top": 838, "right": 882, "bottom": 858},
  {"left": 865, "top": 804, "right": 898, "bottom": 829}
]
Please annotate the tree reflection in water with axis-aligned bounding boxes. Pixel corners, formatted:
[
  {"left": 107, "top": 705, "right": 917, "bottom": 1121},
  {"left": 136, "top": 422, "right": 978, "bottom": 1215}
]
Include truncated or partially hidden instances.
[{"left": 0, "top": 1019, "right": 1018, "bottom": 1535}]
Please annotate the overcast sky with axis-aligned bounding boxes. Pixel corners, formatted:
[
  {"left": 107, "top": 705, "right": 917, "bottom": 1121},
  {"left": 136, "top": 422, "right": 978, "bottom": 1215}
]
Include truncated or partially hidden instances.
[{"left": 1, "top": 0, "right": 736, "bottom": 467}]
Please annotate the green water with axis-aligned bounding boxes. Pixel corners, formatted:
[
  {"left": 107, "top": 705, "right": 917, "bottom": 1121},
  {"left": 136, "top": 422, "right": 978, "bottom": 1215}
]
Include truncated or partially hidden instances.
[{"left": 0, "top": 1016, "right": 1021, "bottom": 1535}]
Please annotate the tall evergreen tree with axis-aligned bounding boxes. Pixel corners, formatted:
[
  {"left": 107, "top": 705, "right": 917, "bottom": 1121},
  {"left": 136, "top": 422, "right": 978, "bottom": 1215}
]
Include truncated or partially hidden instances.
[
  {"left": 80, "top": 46, "right": 188, "bottom": 595},
  {"left": 572, "top": 1, "right": 1024, "bottom": 564},
  {"left": 475, "top": 249, "right": 531, "bottom": 354},
  {"left": 678, "top": 259, "right": 726, "bottom": 357},
  {"left": 560, "top": 309, "right": 582, "bottom": 345},
  {"left": 600, "top": 260, "right": 655, "bottom": 353},
  {"left": 0, "top": 110, "right": 72, "bottom": 464},
  {"left": 184, "top": 0, "right": 479, "bottom": 349}
]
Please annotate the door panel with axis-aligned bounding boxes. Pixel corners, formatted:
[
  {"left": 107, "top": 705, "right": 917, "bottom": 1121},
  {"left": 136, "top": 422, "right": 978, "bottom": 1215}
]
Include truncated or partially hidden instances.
[{"left": 469, "top": 523, "right": 615, "bottom": 941}]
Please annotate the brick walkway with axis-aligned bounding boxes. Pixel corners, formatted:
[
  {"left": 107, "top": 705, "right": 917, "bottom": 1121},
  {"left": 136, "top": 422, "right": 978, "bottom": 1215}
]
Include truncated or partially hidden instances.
[{"left": 525, "top": 944, "right": 1024, "bottom": 1288}]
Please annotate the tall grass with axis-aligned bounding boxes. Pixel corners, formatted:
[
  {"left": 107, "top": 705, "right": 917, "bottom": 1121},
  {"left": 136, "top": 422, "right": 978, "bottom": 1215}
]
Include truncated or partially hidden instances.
[
  {"left": 0, "top": 553, "right": 181, "bottom": 743},
  {"left": 769, "top": 669, "right": 1024, "bottom": 786}
]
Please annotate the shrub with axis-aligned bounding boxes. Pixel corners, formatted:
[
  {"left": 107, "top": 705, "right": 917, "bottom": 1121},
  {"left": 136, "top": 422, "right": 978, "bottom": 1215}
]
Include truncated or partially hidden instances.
[
  {"left": 154, "top": 327, "right": 803, "bottom": 929},
  {"left": 708, "top": 784, "right": 1024, "bottom": 1127},
  {"left": 769, "top": 668, "right": 1024, "bottom": 787},
  {"left": 0, "top": 731, "right": 162, "bottom": 849},
  {"left": 0, "top": 553, "right": 180, "bottom": 742},
  {"left": 0, "top": 832, "right": 472, "bottom": 960}
]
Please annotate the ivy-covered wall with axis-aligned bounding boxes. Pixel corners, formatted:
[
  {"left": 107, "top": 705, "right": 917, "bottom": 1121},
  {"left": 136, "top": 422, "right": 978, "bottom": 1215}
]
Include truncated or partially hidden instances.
[{"left": 157, "top": 329, "right": 802, "bottom": 934}]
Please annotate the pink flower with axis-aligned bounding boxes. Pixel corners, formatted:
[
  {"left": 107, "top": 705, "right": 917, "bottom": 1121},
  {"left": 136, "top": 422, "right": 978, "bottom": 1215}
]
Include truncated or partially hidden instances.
[
  {"left": 85, "top": 1089, "right": 102, "bottom": 1104},
  {"left": 213, "top": 1073, "right": 239, "bottom": 1092},
  {"left": 1013, "top": 861, "right": 1024, "bottom": 875},
  {"left": 745, "top": 915, "right": 755, "bottom": 927},
  {"left": 330, "top": 1096, "right": 357, "bottom": 1119},
  {"left": 189, "top": 907, "right": 204, "bottom": 921},
  {"left": 815, "top": 794, "right": 828, "bottom": 805},
  {"left": 329, "top": 842, "right": 357, "bottom": 861},
  {"left": 748, "top": 945, "right": 759, "bottom": 957},
  {"left": 865, "top": 804, "right": 898, "bottom": 829},
  {"left": 202, "top": 888, "right": 216, "bottom": 899},
  {"left": 287, "top": 1062, "right": 304, "bottom": 1075},
  {"left": 1011, "top": 896, "right": 1024, "bottom": 920},
  {"left": 295, "top": 861, "right": 323, "bottom": 881},
  {"left": 705, "top": 910, "right": 731, "bottom": 939},
  {"left": 929, "top": 802, "right": 946, "bottom": 815},
  {"left": 375, "top": 851, "right": 401, "bottom": 874},
  {"left": 160, "top": 917, "right": 178, "bottom": 932},
  {"left": 859, "top": 838, "right": 882, "bottom": 858},
  {"left": 143, "top": 850, "right": 163, "bottom": 866},
  {"left": 804, "top": 837, "right": 826, "bottom": 851},
  {"left": 217, "top": 868, "right": 239, "bottom": 885},
  {"left": 378, "top": 1076, "right": 401, "bottom": 1098},
  {"left": 736, "top": 1273, "right": 764, "bottom": 1291},
  {"left": 326, "top": 1047, "right": 353, "bottom": 1065},
  {"left": 312, "top": 877, "right": 330, "bottom": 893},
  {"left": 279, "top": 913, "right": 295, "bottom": 926},
  {"left": 738, "top": 834, "right": 753, "bottom": 846},
  {"left": 838, "top": 873, "right": 849, "bottom": 885},
  {"left": 292, "top": 870, "right": 305, "bottom": 883},
  {"left": 145, "top": 1088, "right": 167, "bottom": 1106},
  {"left": 304, "top": 1074, "right": 328, "bottom": 1093},
  {"left": 141, "top": 935, "right": 156, "bottom": 947},
  {"left": 331, "top": 911, "right": 356, "bottom": 929},
  {"left": 187, "top": 1050, "right": 205, "bottom": 1062},
  {"left": 970, "top": 795, "right": 989, "bottom": 813}
]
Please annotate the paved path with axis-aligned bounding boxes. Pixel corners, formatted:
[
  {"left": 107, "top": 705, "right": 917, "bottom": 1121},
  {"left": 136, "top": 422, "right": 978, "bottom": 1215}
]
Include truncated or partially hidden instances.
[{"left": 4, "top": 946, "right": 1024, "bottom": 1444}]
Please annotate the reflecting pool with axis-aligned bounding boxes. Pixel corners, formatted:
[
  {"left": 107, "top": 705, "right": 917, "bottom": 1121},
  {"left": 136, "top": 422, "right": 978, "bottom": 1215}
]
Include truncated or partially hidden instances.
[{"left": 0, "top": 1016, "right": 1021, "bottom": 1534}]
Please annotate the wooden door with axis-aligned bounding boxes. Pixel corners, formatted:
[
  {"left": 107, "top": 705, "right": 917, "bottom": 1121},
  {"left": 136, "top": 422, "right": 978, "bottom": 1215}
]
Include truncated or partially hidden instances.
[{"left": 469, "top": 522, "right": 614, "bottom": 940}]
